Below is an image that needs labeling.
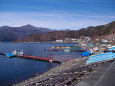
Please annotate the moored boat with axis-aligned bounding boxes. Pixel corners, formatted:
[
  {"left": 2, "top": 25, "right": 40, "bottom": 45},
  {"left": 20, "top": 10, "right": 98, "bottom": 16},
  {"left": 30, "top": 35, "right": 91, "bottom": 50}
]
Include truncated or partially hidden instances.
[
  {"left": 12, "top": 50, "right": 24, "bottom": 56},
  {"left": 5, "top": 53, "right": 15, "bottom": 57}
]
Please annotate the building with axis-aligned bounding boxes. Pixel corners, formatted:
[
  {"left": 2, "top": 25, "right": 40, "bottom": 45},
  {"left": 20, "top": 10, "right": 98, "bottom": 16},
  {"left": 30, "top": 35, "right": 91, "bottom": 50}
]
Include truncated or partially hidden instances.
[
  {"left": 64, "top": 38, "right": 71, "bottom": 43},
  {"left": 85, "top": 37, "right": 91, "bottom": 42},
  {"left": 56, "top": 40, "right": 63, "bottom": 43},
  {"left": 101, "top": 39, "right": 108, "bottom": 43},
  {"left": 71, "top": 38, "right": 77, "bottom": 43}
]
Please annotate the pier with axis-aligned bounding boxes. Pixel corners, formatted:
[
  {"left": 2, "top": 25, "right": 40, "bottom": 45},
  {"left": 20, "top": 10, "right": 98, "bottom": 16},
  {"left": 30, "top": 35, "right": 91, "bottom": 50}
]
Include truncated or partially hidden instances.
[
  {"left": 45, "top": 49, "right": 87, "bottom": 52},
  {"left": 45, "top": 46, "right": 87, "bottom": 52},
  {"left": 0, "top": 52, "right": 75, "bottom": 63},
  {"left": 51, "top": 49, "right": 86, "bottom": 52},
  {"left": 0, "top": 52, "right": 5, "bottom": 55},
  {"left": 16, "top": 55, "right": 75, "bottom": 63}
]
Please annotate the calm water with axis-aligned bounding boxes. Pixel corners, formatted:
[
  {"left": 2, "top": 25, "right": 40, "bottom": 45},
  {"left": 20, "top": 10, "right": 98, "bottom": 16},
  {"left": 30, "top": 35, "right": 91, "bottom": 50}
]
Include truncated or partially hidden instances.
[{"left": 0, "top": 43, "right": 81, "bottom": 86}]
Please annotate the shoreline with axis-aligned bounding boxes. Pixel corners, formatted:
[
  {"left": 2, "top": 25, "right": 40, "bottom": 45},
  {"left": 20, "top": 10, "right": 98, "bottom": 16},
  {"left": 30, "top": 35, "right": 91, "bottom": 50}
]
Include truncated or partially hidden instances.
[
  {"left": 13, "top": 57, "right": 88, "bottom": 86},
  {"left": 0, "top": 42, "right": 78, "bottom": 44},
  {"left": 13, "top": 46, "right": 107, "bottom": 86},
  {"left": 0, "top": 41, "right": 79, "bottom": 43}
]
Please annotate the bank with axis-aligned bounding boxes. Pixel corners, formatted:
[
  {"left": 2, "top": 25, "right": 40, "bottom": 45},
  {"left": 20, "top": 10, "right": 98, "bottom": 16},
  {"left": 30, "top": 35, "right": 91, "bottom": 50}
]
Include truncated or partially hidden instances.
[{"left": 13, "top": 46, "right": 115, "bottom": 86}]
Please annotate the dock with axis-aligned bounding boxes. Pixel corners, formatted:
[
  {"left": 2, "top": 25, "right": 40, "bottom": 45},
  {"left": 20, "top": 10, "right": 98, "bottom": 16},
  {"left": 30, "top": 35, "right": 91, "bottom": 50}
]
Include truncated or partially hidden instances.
[
  {"left": 45, "top": 49, "right": 86, "bottom": 52},
  {"left": 0, "top": 52, "right": 75, "bottom": 63},
  {"left": 16, "top": 55, "right": 75, "bottom": 63},
  {"left": 51, "top": 49, "right": 86, "bottom": 52},
  {"left": 45, "top": 46, "right": 87, "bottom": 52},
  {"left": 0, "top": 52, "right": 5, "bottom": 55}
]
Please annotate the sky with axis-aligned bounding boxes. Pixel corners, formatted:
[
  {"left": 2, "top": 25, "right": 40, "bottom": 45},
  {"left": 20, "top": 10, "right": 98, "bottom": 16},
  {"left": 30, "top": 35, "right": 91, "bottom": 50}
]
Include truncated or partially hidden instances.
[{"left": 0, "top": 0, "right": 115, "bottom": 30}]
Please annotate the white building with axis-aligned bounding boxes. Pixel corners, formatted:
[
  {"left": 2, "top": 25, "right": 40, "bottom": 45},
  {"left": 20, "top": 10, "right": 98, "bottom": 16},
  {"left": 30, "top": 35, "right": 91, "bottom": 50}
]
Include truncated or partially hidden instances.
[
  {"left": 85, "top": 37, "right": 91, "bottom": 42},
  {"left": 71, "top": 38, "right": 77, "bottom": 43},
  {"left": 56, "top": 40, "right": 63, "bottom": 43},
  {"left": 101, "top": 39, "right": 108, "bottom": 43}
]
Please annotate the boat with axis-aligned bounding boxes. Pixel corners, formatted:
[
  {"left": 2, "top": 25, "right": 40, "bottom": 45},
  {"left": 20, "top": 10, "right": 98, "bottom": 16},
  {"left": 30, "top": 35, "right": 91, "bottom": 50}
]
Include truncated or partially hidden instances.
[
  {"left": 5, "top": 53, "right": 15, "bottom": 57},
  {"left": 64, "top": 49, "right": 70, "bottom": 52},
  {"left": 12, "top": 50, "right": 24, "bottom": 56},
  {"left": 81, "top": 50, "right": 92, "bottom": 57},
  {"left": 18, "top": 50, "right": 24, "bottom": 55}
]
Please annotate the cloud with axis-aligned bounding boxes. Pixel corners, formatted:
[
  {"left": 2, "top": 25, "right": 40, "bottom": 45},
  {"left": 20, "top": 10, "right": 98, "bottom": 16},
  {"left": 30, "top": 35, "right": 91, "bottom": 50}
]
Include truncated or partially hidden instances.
[{"left": 0, "top": 12, "right": 115, "bottom": 30}]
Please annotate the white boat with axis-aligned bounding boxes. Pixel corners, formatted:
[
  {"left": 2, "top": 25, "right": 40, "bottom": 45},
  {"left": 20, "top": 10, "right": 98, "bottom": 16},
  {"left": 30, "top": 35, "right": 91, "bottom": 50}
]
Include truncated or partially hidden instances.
[{"left": 12, "top": 50, "right": 24, "bottom": 56}]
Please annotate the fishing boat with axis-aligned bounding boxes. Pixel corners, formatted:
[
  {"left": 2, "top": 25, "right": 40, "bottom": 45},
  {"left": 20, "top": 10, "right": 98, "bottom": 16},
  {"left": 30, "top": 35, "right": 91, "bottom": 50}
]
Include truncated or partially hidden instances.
[
  {"left": 12, "top": 50, "right": 24, "bottom": 55},
  {"left": 5, "top": 53, "right": 15, "bottom": 57}
]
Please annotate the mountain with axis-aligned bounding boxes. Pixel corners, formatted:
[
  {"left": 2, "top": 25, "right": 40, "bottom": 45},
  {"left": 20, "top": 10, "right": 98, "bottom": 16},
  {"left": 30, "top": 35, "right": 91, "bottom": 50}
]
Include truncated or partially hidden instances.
[
  {"left": 0, "top": 21, "right": 115, "bottom": 42},
  {"left": 73, "top": 21, "right": 115, "bottom": 37},
  {"left": 17, "top": 31, "right": 68, "bottom": 42},
  {"left": 17, "top": 21, "right": 115, "bottom": 42},
  {"left": 0, "top": 24, "right": 52, "bottom": 42}
]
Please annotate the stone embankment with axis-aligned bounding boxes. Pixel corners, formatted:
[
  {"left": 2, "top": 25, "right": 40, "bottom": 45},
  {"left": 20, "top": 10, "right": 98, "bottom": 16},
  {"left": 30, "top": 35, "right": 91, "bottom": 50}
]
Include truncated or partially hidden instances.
[{"left": 13, "top": 56, "right": 101, "bottom": 86}]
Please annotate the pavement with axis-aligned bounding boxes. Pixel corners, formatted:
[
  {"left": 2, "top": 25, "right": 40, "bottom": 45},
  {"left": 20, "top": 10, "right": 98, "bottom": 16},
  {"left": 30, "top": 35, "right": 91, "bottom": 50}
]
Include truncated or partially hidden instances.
[
  {"left": 95, "top": 60, "right": 115, "bottom": 86},
  {"left": 76, "top": 60, "right": 115, "bottom": 86}
]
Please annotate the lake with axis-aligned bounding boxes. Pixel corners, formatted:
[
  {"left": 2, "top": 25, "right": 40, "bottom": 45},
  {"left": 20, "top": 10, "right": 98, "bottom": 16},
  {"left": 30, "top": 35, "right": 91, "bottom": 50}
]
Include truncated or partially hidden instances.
[{"left": 0, "top": 43, "right": 81, "bottom": 86}]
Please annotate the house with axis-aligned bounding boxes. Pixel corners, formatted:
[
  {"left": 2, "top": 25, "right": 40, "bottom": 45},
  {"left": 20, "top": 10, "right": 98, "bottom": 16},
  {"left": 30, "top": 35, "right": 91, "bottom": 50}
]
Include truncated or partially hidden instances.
[
  {"left": 85, "top": 37, "right": 91, "bottom": 42},
  {"left": 101, "top": 39, "right": 108, "bottom": 43},
  {"left": 95, "top": 38, "right": 100, "bottom": 41},
  {"left": 56, "top": 40, "right": 63, "bottom": 43},
  {"left": 64, "top": 38, "right": 71, "bottom": 43},
  {"left": 71, "top": 38, "right": 77, "bottom": 43}
]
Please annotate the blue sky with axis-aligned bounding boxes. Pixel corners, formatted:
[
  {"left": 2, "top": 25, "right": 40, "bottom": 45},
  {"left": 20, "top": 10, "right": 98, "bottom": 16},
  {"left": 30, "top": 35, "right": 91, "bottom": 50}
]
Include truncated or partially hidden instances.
[{"left": 0, "top": 0, "right": 115, "bottom": 30}]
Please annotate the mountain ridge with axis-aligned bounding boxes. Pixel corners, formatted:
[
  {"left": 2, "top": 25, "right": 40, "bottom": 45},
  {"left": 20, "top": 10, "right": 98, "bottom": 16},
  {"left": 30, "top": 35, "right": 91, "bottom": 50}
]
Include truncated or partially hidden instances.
[
  {"left": 17, "top": 21, "right": 115, "bottom": 42},
  {"left": 0, "top": 24, "right": 53, "bottom": 42},
  {"left": 0, "top": 21, "right": 115, "bottom": 42}
]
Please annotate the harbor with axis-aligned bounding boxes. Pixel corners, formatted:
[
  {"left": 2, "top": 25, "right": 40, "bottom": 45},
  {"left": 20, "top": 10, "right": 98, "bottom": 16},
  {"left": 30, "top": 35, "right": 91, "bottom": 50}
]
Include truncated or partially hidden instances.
[
  {"left": 0, "top": 43, "right": 81, "bottom": 86},
  {"left": 0, "top": 0, "right": 115, "bottom": 85},
  {"left": 0, "top": 45, "right": 86, "bottom": 63},
  {"left": 13, "top": 44, "right": 115, "bottom": 86},
  {"left": 0, "top": 44, "right": 115, "bottom": 86},
  {"left": 0, "top": 49, "right": 77, "bottom": 63},
  {"left": 0, "top": 42, "right": 115, "bottom": 86},
  {"left": 0, "top": 43, "right": 115, "bottom": 86}
]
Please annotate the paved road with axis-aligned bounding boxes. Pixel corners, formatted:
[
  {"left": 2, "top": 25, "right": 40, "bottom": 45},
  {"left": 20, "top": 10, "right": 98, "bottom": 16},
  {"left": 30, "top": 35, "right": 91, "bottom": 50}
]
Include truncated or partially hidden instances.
[{"left": 76, "top": 60, "right": 115, "bottom": 86}]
